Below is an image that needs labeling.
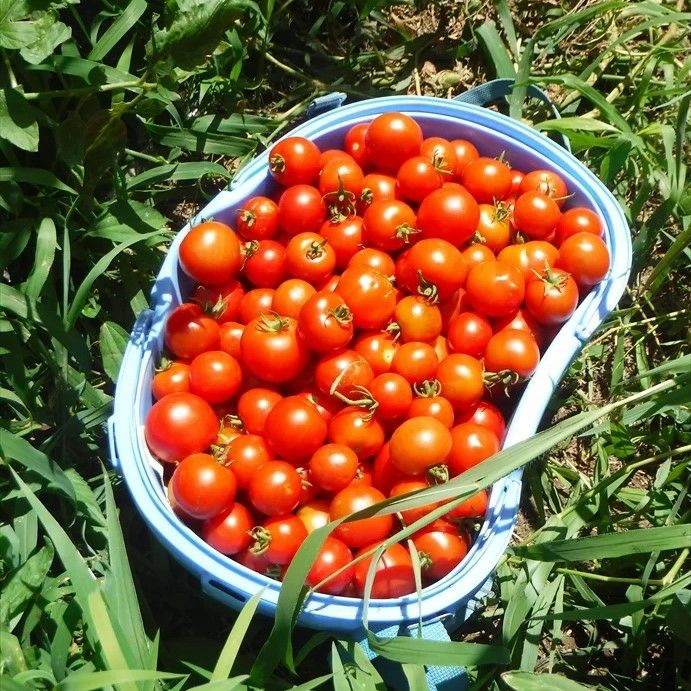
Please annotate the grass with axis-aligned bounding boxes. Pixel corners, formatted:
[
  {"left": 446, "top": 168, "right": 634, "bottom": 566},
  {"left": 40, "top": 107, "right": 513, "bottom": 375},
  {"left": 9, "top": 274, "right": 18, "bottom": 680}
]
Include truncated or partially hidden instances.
[{"left": 0, "top": 0, "right": 689, "bottom": 689}]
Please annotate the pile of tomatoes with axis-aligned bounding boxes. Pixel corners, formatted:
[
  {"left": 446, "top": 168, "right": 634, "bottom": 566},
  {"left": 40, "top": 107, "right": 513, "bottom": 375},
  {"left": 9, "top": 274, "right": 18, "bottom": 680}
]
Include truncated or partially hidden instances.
[{"left": 144, "top": 112, "right": 611, "bottom": 599}]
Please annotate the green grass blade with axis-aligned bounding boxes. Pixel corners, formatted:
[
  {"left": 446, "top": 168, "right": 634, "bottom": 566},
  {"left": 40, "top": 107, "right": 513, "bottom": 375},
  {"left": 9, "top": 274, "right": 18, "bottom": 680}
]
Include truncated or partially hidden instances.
[
  {"left": 88, "top": 0, "right": 148, "bottom": 61},
  {"left": 53, "top": 670, "right": 183, "bottom": 691},
  {"left": 476, "top": 20, "right": 516, "bottom": 79},
  {"left": 99, "top": 321, "right": 130, "bottom": 383},
  {"left": 24, "top": 218, "right": 57, "bottom": 300},
  {"left": 501, "top": 671, "right": 593, "bottom": 690},
  {"left": 0, "top": 167, "right": 77, "bottom": 194}
]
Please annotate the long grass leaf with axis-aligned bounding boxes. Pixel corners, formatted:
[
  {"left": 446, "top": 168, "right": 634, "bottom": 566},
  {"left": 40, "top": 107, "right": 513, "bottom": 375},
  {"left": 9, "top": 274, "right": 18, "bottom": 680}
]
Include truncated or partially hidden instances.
[{"left": 88, "top": 0, "right": 148, "bottom": 61}]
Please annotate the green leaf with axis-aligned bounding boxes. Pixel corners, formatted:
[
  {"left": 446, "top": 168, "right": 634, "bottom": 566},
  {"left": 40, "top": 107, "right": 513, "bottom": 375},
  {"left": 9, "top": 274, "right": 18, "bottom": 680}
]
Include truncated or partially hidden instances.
[
  {"left": 53, "top": 670, "right": 183, "bottom": 691},
  {"left": 24, "top": 217, "right": 57, "bottom": 300},
  {"left": 536, "top": 117, "right": 620, "bottom": 133},
  {"left": 88, "top": 0, "right": 147, "bottom": 61},
  {"left": 0, "top": 167, "right": 76, "bottom": 194},
  {"left": 146, "top": 123, "right": 256, "bottom": 157},
  {"left": 99, "top": 321, "right": 130, "bottom": 382},
  {"left": 126, "top": 161, "right": 231, "bottom": 190},
  {"left": 0, "top": 89, "right": 40, "bottom": 152},
  {"left": 19, "top": 12, "right": 71, "bottom": 65},
  {"left": 82, "top": 110, "right": 127, "bottom": 195},
  {"left": 501, "top": 671, "right": 593, "bottom": 690},
  {"left": 476, "top": 20, "right": 515, "bottom": 79},
  {"left": 0, "top": 0, "right": 37, "bottom": 50}
]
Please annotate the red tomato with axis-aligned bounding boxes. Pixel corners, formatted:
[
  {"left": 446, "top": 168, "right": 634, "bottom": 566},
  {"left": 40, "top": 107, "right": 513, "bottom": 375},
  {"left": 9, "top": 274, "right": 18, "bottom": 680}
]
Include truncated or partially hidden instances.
[
  {"left": 152, "top": 361, "right": 190, "bottom": 400},
  {"left": 298, "top": 291, "right": 354, "bottom": 353},
  {"left": 240, "top": 313, "right": 309, "bottom": 383},
  {"left": 315, "top": 349, "right": 374, "bottom": 398},
  {"left": 278, "top": 185, "right": 327, "bottom": 236},
  {"left": 390, "top": 480, "right": 439, "bottom": 526},
  {"left": 328, "top": 407, "right": 385, "bottom": 459},
  {"left": 365, "top": 112, "right": 423, "bottom": 174},
  {"left": 354, "top": 332, "right": 398, "bottom": 375},
  {"left": 320, "top": 217, "right": 363, "bottom": 269},
  {"left": 497, "top": 241, "right": 559, "bottom": 281},
  {"left": 392, "top": 296, "right": 441, "bottom": 344},
  {"left": 235, "top": 547, "right": 271, "bottom": 574},
  {"left": 189, "top": 351, "right": 242, "bottom": 404},
  {"left": 462, "top": 157, "right": 512, "bottom": 203},
  {"left": 298, "top": 386, "right": 343, "bottom": 423},
  {"left": 337, "top": 267, "right": 396, "bottom": 330},
  {"left": 396, "top": 156, "right": 443, "bottom": 202},
  {"left": 330, "top": 485, "right": 393, "bottom": 548},
  {"left": 310, "top": 444, "right": 359, "bottom": 493},
  {"left": 557, "top": 232, "right": 610, "bottom": 288},
  {"left": 345, "top": 122, "right": 369, "bottom": 168},
  {"left": 273, "top": 278, "right": 316, "bottom": 318},
  {"left": 269, "top": 137, "right": 321, "bottom": 186},
  {"left": 165, "top": 303, "right": 220, "bottom": 359},
  {"left": 360, "top": 173, "right": 398, "bottom": 209},
  {"left": 413, "top": 530, "right": 468, "bottom": 581},
  {"left": 509, "top": 170, "right": 524, "bottom": 196},
  {"left": 171, "top": 453, "right": 236, "bottom": 519},
  {"left": 417, "top": 187, "right": 480, "bottom": 247},
  {"left": 226, "top": 434, "right": 274, "bottom": 489},
  {"left": 250, "top": 514, "right": 308, "bottom": 564},
  {"left": 320, "top": 149, "right": 353, "bottom": 167},
  {"left": 248, "top": 461, "right": 303, "bottom": 515},
  {"left": 372, "top": 442, "right": 415, "bottom": 494},
  {"left": 465, "top": 260, "right": 525, "bottom": 318},
  {"left": 420, "top": 137, "right": 457, "bottom": 180},
  {"left": 476, "top": 203, "right": 511, "bottom": 253},
  {"left": 484, "top": 329, "right": 540, "bottom": 378},
  {"left": 555, "top": 207, "right": 603, "bottom": 245},
  {"left": 285, "top": 232, "right": 336, "bottom": 284},
  {"left": 369, "top": 373, "right": 413, "bottom": 420},
  {"left": 242, "top": 240, "right": 286, "bottom": 288},
  {"left": 218, "top": 321, "right": 244, "bottom": 358},
  {"left": 192, "top": 279, "right": 244, "bottom": 323},
  {"left": 406, "top": 387, "right": 455, "bottom": 429},
  {"left": 389, "top": 416, "right": 452, "bottom": 475},
  {"left": 398, "top": 239, "right": 467, "bottom": 302},
  {"left": 525, "top": 268, "right": 579, "bottom": 325},
  {"left": 297, "top": 499, "right": 331, "bottom": 533},
  {"left": 353, "top": 543, "right": 415, "bottom": 598},
  {"left": 237, "top": 388, "right": 282, "bottom": 435},
  {"left": 513, "top": 191, "right": 562, "bottom": 240},
  {"left": 456, "top": 400, "right": 506, "bottom": 442},
  {"left": 519, "top": 169, "right": 568, "bottom": 206},
  {"left": 264, "top": 396, "right": 328, "bottom": 462},
  {"left": 447, "top": 422, "right": 500, "bottom": 475},
  {"left": 319, "top": 273, "right": 341, "bottom": 293},
  {"left": 362, "top": 199, "right": 418, "bottom": 251},
  {"left": 237, "top": 196, "right": 279, "bottom": 240},
  {"left": 239, "top": 288, "right": 274, "bottom": 323},
  {"left": 446, "top": 489, "right": 488, "bottom": 520},
  {"left": 461, "top": 244, "right": 495, "bottom": 273},
  {"left": 319, "top": 156, "right": 364, "bottom": 198},
  {"left": 179, "top": 221, "right": 242, "bottom": 285},
  {"left": 449, "top": 139, "right": 479, "bottom": 176},
  {"left": 435, "top": 354, "right": 484, "bottom": 411},
  {"left": 391, "top": 342, "right": 439, "bottom": 385},
  {"left": 203, "top": 503, "right": 253, "bottom": 555},
  {"left": 447, "top": 312, "right": 493, "bottom": 358},
  {"left": 296, "top": 466, "right": 319, "bottom": 506},
  {"left": 306, "top": 536, "right": 354, "bottom": 595},
  {"left": 348, "top": 248, "right": 396, "bottom": 277},
  {"left": 145, "top": 393, "right": 217, "bottom": 462},
  {"left": 493, "top": 308, "right": 543, "bottom": 347}
]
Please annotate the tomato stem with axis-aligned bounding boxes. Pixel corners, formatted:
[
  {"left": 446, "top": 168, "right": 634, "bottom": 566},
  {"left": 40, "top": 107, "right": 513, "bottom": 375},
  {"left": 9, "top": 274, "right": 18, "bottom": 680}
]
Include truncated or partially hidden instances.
[
  {"left": 414, "top": 379, "right": 442, "bottom": 398},
  {"left": 248, "top": 526, "right": 272, "bottom": 555},
  {"left": 416, "top": 270, "right": 439, "bottom": 305},
  {"left": 256, "top": 311, "right": 290, "bottom": 332}
]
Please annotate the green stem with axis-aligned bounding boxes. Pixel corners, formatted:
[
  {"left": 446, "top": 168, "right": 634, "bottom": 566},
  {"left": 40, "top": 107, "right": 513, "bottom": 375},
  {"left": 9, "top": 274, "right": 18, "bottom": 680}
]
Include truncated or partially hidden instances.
[
  {"left": 124, "top": 148, "right": 168, "bottom": 164},
  {"left": 555, "top": 567, "right": 665, "bottom": 587},
  {"left": 661, "top": 547, "right": 689, "bottom": 586},
  {"left": 23, "top": 81, "right": 155, "bottom": 101},
  {"left": 2, "top": 49, "right": 18, "bottom": 89}
]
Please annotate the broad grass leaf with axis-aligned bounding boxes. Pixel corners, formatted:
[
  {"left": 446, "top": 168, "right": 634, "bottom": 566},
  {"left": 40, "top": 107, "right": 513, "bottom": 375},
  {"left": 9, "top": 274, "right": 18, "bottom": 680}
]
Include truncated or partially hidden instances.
[
  {"left": 330, "top": 642, "right": 350, "bottom": 691},
  {"left": 0, "top": 167, "right": 76, "bottom": 194},
  {"left": 518, "top": 575, "right": 563, "bottom": 671},
  {"left": 146, "top": 123, "right": 256, "bottom": 157},
  {"left": 99, "top": 321, "right": 129, "bottom": 382},
  {"left": 0, "top": 630, "right": 27, "bottom": 676},
  {"left": 401, "top": 664, "right": 428, "bottom": 691},
  {"left": 126, "top": 161, "right": 231, "bottom": 190},
  {"left": 88, "top": 0, "right": 147, "bottom": 61},
  {"left": 24, "top": 218, "right": 57, "bottom": 300},
  {"left": 0, "top": 90, "right": 40, "bottom": 152},
  {"left": 52, "top": 669, "right": 183, "bottom": 691},
  {"left": 476, "top": 20, "right": 515, "bottom": 79},
  {"left": 502, "top": 671, "right": 593, "bottom": 690}
]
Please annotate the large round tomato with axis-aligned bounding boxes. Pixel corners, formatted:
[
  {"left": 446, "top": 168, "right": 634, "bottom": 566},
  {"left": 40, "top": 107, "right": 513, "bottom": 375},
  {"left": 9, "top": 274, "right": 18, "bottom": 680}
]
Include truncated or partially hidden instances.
[
  {"left": 456, "top": 400, "right": 506, "bottom": 442},
  {"left": 389, "top": 480, "right": 439, "bottom": 526},
  {"left": 328, "top": 407, "right": 385, "bottom": 459},
  {"left": 476, "top": 203, "right": 511, "bottom": 253},
  {"left": 465, "top": 260, "right": 525, "bottom": 318},
  {"left": 240, "top": 313, "right": 309, "bottom": 383},
  {"left": 145, "top": 393, "right": 218, "bottom": 462},
  {"left": 315, "top": 349, "right": 374, "bottom": 398},
  {"left": 557, "top": 232, "right": 610, "bottom": 288},
  {"left": 242, "top": 240, "right": 286, "bottom": 288},
  {"left": 278, "top": 185, "right": 327, "bottom": 236},
  {"left": 362, "top": 199, "right": 418, "bottom": 251},
  {"left": 389, "top": 416, "right": 452, "bottom": 475},
  {"left": 298, "top": 291, "right": 354, "bottom": 353},
  {"left": 237, "top": 388, "right": 282, "bottom": 435},
  {"left": 398, "top": 238, "right": 466, "bottom": 302},
  {"left": 365, "top": 112, "right": 423, "bottom": 174},
  {"left": 165, "top": 303, "right": 220, "bottom": 359},
  {"left": 239, "top": 288, "right": 274, "bottom": 323},
  {"left": 420, "top": 137, "right": 457, "bottom": 180},
  {"left": 354, "top": 331, "right": 398, "bottom": 375},
  {"left": 391, "top": 342, "right": 439, "bottom": 385},
  {"left": 272, "top": 278, "right": 316, "bottom": 318},
  {"left": 462, "top": 157, "right": 512, "bottom": 203},
  {"left": 320, "top": 217, "right": 363, "bottom": 269},
  {"left": 435, "top": 354, "right": 484, "bottom": 411},
  {"left": 416, "top": 187, "right": 480, "bottom": 246},
  {"left": 446, "top": 422, "right": 500, "bottom": 475},
  {"left": 555, "top": 207, "right": 603, "bottom": 245},
  {"left": 484, "top": 328, "right": 540, "bottom": 378},
  {"left": 330, "top": 485, "right": 393, "bottom": 548},
  {"left": 248, "top": 461, "right": 303, "bottom": 515},
  {"left": 237, "top": 196, "right": 279, "bottom": 240},
  {"left": 310, "top": 443, "right": 359, "bottom": 493},
  {"left": 226, "top": 434, "right": 274, "bottom": 489},
  {"left": 306, "top": 536, "right": 355, "bottom": 595},
  {"left": 202, "top": 503, "right": 253, "bottom": 555},
  {"left": 353, "top": 543, "right": 415, "bottom": 598},
  {"left": 189, "top": 351, "right": 242, "bottom": 404},
  {"left": 170, "top": 453, "right": 236, "bottom": 519},
  {"left": 285, "top": 232, "right": 336, "bottom": 284},
  {"left": 269, "top": 137, "right": 321, "bottom": 186},
  {"left": 250, "top": 514, "right": 307, "bottom": 565},
  {"left": 369, "top": 373, "right": 413, "bottom": 420},
  {"left": 396, "top": 156, "right": 443, "bottom": 203},
  {"left": 179, "top": 221, "right": 242, "bottom": 285},
  {"left": 449, "top": 139, "right": 479, "bottom": 176},
  {"left": 413, "top": 530, "right": 468, "bottom": 581},
  {"left": 152, "top": 361, "right": 190, "bottom": 400},
  {"left": 513, "top": 191, "right": 562, "bottom": 240},
  {"left": 394, "top": 296, "right": 442, "bottom": 343},
  {"left": 525, "top": 268, "right": 579, "bottom": 325},
  {"left": 344, "top": 122, "right": 369, "bottom": 167},
  {"left": 337, "top": 267, "right": 396, "bottom": 330},
  {"left": 519, "top": 169, "right": 568, "bottom": 206},
  {"left": 192, "top": 279, "right": 244, "bottom": 324},
  {"left": 497, "top": 241, "right": 559, "bottom": 282},
  {"left": 447, "top": 312, "right": 493, "bottom": 358},
  {"left": 264, "top": 396, "right": 328, "bottom": 462}
]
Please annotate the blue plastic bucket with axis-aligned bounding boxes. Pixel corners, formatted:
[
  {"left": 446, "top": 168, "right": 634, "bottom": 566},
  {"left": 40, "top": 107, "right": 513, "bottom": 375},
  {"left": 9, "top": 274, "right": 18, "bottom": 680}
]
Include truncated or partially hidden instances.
[{"left": 109, "top": 85, "right": 631, "bottom": 686}]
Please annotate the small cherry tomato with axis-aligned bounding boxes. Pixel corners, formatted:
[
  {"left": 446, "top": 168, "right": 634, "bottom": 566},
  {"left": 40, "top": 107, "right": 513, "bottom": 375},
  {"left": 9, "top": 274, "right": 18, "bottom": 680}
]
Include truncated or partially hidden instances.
[
  {"left": 239, "top": 288, "right": 275, "bottom": 323},
  {"left": 218, "top": 321, "right": 244, "bottom": 357},
  {"left": 497, "top": 241, "right": 559, "bottom": 282},
  {"left": 372, "top": 442, "right": 419, "bottom": 494},
  {"left": 449, "top": 139, "right": 479, "bottom": 176},
  {"left": 519, "top": 169, "right": 568, "bottom": 206},
  {"left": 354, "top": 331, "right": 398, "bottom": 375},
  {"left": 285, "top": 232, "right": 336, "bottom": 284},
  {"left": 264, "top": 396, "right": 328, "bottom": 462},
  {"left": 330, "top": 485, "right": 393, "bottom": 548},
  {"left": 394, "top": 296, "right": 442, "bottom": 343},
  {"left": 226, "top": 434, "right": 274, "bottom": 489},
  {"left": 171, "top": 453, "right": 236, "bottom": 519},
  {"left": 555, "top": 207, "right": 603, "bottom": 245},
  {"left": 179, "top": 221, "right": 242, "bottom": 286},
  {"left": 189, "top": 351, "right": 242, "bottom": 404},
  {"left": 396, "top": 156, "right": 443, "bottom": 202},
  {"left": 456, "top": 400, "right": 506, "bottom": 442},
  {"left": 365, "top": 112, "right": 423, "bottom": 174},
  {"left": 269, "top": 137, "right": 321, "bottom": 186},
  {"left": 447, "top": 422, "right": 500, "bottom": 475},
  {"left": 298, "top": 386, "right": 343, "bottom": 423},
  {"left": 389, "top": 416, "right": 452, "bottom": 475},
  {"left": 462, "top": 157, "right": 512, "bottom": 203},
  {"left": 484, "top": 328, "right": 540, "bottom": 378},
  {"left": 417, "top": 187, "right": 480, "bottom": 247},
  {"left": 406, "top": 381, "right": 455, "bottom": 429},
  {"left": 391, "top": 342, "right": 439, "bottom": 385},
  {"left": 353, "top": 543, "right": 415, "bottom": 598},
  {"left": 370, "top": 373, "right": 413, "bottom": 420},
  {"left": 362, "top": 199, "right": 418, "bottom": 251},
  {"left": 298, "top": 291, "right": 354, "bottom": 353},
  {"left": 152, "top": 361, "right": 190, "bottom": 400},
  {"left": 165, "top": 303, "right": 220, "bottom": 359},
  {"left": 447, "top": 311, "right": 493, "bottom": 358},
  {"left": 297, "top": 499, "right": 331, "bottom": 533},
  {"left": 420, "top": 137, "right": 457, "bottom": 180},
  {"left": 310, "top": 443, "right": 360, "bottom": 493},
  {"left": 345, "top": 122, "right": 369, "bottom": 167},
  {"left": 513, "top": 191, "right": 562, "bottom": 240},
  {"left": 337, "top": 267, "right": 396, "bottom": 330},
  {"left": 328, "top": 407, "right": 385, "bottom": 459},
  {"left": 348, "top": 248, "right": 395, "bottom": 277},
  {"left": 390, "top": 480, "right": 439, "bottom": 526},
  {"left": 414, "top": 530, "right": 468, "bottom": 581},
  {"left": 307, "top": 536, "right": 355, "bottom": 595},
  {"left": 435, "top": 354, "right": 484, "bottom": 412},
  {"left": 465, "top": 260, "right": 525, "bottom": 318},
  {"left": 203, "top": 503, "right": 253, "bottom": 555},
  {"left": 192, "top": 279, "right": 244, "bottom": 323},
  {"left": 475, "top": 202, "right": 512, "bottom": 253},
  {"left": 237, "top": 196, "right": 279, "bottom": 240},
  {"left": 320, "top": 216, "right": 363, "bottom": 269},
  {"left": 359, "top": 173, "right": 398, "bottom": 209},
  {"left": 525, "top": 268, "right": 579, "bottom": 325},
  {"left": 235, "top": 547, "right": 272, "bottom": 575},
  {"left": 242, "top": 240, "right": 286, "bottom": 288},
  {"left": 248, "top": 461, "right": 303, "bottom": 515},
  {"left": 237, "top": 388, "right": 282, "bottom": 435},
  {"left": 273, "top": 278, "right": 316, "bottom": 318},
  {"left": 446, "top": 489, "right": 488, "bottom": 520},
  {"left": 319, "top": 156, "right": 364, "bottom": 200},
  {"left": 250, "top": 513, "right": 308, "bottom": 564},
  {"left": 278, "top": 185, "right": 327, "bottom": 236},
  {"left": 493, "top": 308, "right": 543, "bottom": 347},
  {"left": 557, "top": 232, "right": 610, "bottom": 288},
  {"left": 315, "top": 349, "right": 374, "bottom": 398},
  {"left": 509, "top": 170, "right": 524, "bottom": 196},
  {"left": 462, "top": 244, "right": 495, "bottom": 274}
]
